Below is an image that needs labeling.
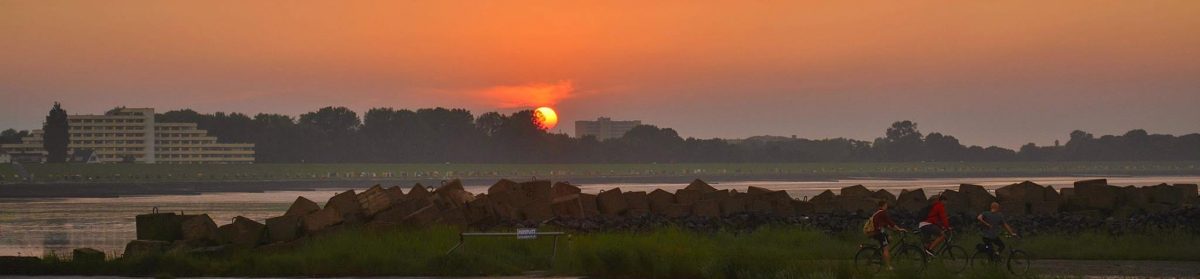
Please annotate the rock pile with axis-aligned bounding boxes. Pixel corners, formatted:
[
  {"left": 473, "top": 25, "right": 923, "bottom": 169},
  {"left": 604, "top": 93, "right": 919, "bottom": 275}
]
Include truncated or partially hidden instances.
[{"left": 124, "top": 178, "right": 1199, "bottom": 257}]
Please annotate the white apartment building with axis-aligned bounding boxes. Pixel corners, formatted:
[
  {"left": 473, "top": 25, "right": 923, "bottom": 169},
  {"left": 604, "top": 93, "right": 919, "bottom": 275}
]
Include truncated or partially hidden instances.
[{"left": 0, "top": 108, "right": 254, "bottom": 164}]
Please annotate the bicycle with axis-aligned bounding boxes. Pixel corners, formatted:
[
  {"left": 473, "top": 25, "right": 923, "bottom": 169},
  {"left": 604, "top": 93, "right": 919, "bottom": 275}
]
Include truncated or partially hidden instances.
[
  {"left": 926, "top": 229, "right": 970, "bottom": 273},
  {"left": 854, "top": 230, "right": 928, "bottom": 272},
  {"left": 969, "top": 235, "right": 1032, "bottom": 276}
]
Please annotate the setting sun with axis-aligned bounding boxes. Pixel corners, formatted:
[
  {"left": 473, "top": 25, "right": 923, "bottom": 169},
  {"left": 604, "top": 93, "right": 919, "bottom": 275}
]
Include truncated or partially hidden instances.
[{"left": 534, "top": 107, "right": 558, "bottom": 130}]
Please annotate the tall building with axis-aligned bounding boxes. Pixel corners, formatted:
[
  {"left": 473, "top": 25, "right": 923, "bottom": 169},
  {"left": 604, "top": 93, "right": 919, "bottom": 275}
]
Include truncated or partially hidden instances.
[
  {"left": 0, "top": 108, "right": 254, "bottom": 164},
  {"left": 575, "top": 117, "right": 642, "bottom": 140}
]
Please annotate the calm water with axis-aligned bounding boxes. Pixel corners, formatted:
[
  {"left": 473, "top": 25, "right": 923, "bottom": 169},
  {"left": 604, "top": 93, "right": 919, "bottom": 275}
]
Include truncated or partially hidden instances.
[{"left": 1, "top": 176, "right": 1197, "bottom": 256}]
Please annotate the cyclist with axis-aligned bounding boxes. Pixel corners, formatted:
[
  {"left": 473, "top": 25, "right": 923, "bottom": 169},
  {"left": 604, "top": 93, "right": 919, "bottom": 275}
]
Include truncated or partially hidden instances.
[
  {"left": 977, "top": 202, "right": 1018, "bottom": 256},
  {"left": 918, "top": 194, "right": 951, "bottom": 256},
  {"left": 866, "top": 200, "right": 907, "bottom": 270}
]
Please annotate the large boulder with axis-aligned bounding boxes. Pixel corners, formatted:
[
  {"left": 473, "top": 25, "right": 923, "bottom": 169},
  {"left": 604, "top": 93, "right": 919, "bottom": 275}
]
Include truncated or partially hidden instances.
[
  {"left": 810, "top": 190, "right": 840, "bottom": 213},
  {"left": 624, "top": 191, "right": 651, "bottom": 216},
  {"left": 718, "top": 193, "right": 747, "bottom": 215},
  {"left": 180, "top": 214, "right": 220, "bottom": 245},
  {"left": 939, "top": 190, "right": 969, "bottom": 216},
  {"left": 647, "top": 189, "right": 676, "bottom": 214},
  {"left": 959, "top": 184, "right": 995, "bottom": 213},
  {"left": 578, "top": 193, "right": 600, "bottom": 216},
  {"left": 793, "top": 200, "right": 816, "bottom": 215},
  {"left": 302, "top": 207, "right": 343, "bottom": 233},
  {"left": 432, "top": 179, "right": 475, "bottom": 210},
  {"left": 896, "top": 189, "right": 927, "bottom": 213},
  {"left": 385, "top": 186, "right": 406, "bottom": 203},
  {"left": 549, "top": 183, "right": 586, "bottom": 219},
  {"left": 840, "top": 185, "right": 872, "bottom": 198},
  {"left": 1147, "top": 184, "right": 1185, "bottom": 206},
  {"left": 219, "top": 216, "right": 265, "bottom": 247},
  {"left": 1073, "top": 180, "right": 1118, "bottom": 210},
  {"left": 135, "top": 212, "right": 184, "bottom": 241},
  {"left": 265, "top": 215, "right": 303, "bottom": 243},
  {"left": 518, "top": 180, "right": 554, "bottom": 205},
  {"left": 326, "top": 190, "right": 363, "bottom": 219},
  {"left": 597, "top": 188, "right": 629, "bottom": 217},
  {"left": 1177, "top": 184, "right": 1199, "bottom": 201},
  {"left": 870, "top": 189, "right": 897, "bottom": 205},
  {"left": 1119, "top": 186, "right": 1149, "bottom": 208},
  {"left": 675, "top": 189, "right": 700, "bottom": 205},
  {"left": 684, "top": 179, "right": 718, "bottom": 193},
  {"left": 123, "top": 240, "right": 169, "bottom": 258},
  {"left": 284, "top": 197, "right": 321, "bottom": 217},
  {"left": 407, "top": 183, "right": 432, "bottom": 201},
  {"left": 692, "top": 199, "right": 720, "bottom": 218},
  {"left": 520, "top": 201, "right": 554, "bottom": 221},
  {"left": 551, "top": 182, "right": 582, "bottom": 203},
  {"left": 464, "top": 194, "right": 498, "bottom": 223},
  {"left": 357, "top": 185, "right": 394, "bottom": 216}
]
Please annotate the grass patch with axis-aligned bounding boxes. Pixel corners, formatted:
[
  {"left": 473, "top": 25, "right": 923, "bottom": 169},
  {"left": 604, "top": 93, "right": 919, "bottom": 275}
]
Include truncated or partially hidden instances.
[{"left": 12, "top": 226, "right": 1198, "bottom": 278}]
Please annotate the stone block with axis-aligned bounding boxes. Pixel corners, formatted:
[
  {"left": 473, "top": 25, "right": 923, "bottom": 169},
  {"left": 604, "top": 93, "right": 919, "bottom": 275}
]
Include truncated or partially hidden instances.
[
  {"left": 181, "top": 214, "right": 220, "bottom": 245},
  {"left": 959, "top": 184, "right": 995, "bottom": 213},
  {"left": 123, "top": 240, "right": 169, "bottom": 258},
  {"left": 357, "top": 185, "right": 394, "bottom": 216},
  {"left": 692, "top": 199, "right": 720, "bottom": 218},
  {"left": 219, "top": 216, "right": 265, "bottom": 247},
  {"left": 303, "top": 207, "right": 343, "bottom": 233},
  {"left": 675, "top": 189, "right": 700, "bottom": 205},
  {"left": 265, "top": 215, "right": 302, "bottom": 243},
  {"left": 840, "top": 185, "right": 872, "bottom": 198},
  {"left": 684, "top": 179, "right": 718, "bottom": 193},
  {"left": 284, "top": 197, "right": 321, "bottom": 217},
  {"left": 624, "top": 191, "right": 650, "bottom": 216},
  {"left": 896, "top": 189, "right": 927, "bottom": 213},
  {"left": 647, "top": 189, "right": 675, "bottom": 213},
  {"left": 597, "top": 188, "right": 629, "bottom": 217},
  {"left": 579, "top": 193, "right": 600, "bottom": 216},
  {"left": 135, "top": 212, "right": 183, "bottom": 241},
  {"left": 326, "top": 190, "right": 363, "bottom": 220}
]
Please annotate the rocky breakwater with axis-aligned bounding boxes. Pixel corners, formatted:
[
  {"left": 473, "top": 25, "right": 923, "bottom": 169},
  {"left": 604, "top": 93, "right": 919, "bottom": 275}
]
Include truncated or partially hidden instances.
[{"left": 120, "top": 178, "right": 1200, "bottom": 258}]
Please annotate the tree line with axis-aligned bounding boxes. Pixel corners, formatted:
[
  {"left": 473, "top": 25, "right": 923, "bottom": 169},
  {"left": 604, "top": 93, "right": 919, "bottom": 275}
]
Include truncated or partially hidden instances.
[{"left": 2, "top": 106, "right": 1198, "bottom": 163}]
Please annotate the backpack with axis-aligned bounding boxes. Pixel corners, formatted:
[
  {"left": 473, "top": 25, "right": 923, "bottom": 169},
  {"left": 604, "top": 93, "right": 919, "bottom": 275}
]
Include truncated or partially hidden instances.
[{"left": 862, "top": 210, "right": 881, "bottom": 236}]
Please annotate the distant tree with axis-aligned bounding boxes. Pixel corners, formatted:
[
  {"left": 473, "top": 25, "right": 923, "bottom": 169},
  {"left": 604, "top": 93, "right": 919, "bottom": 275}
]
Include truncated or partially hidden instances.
[
  {"left": 42, "top": 102, "right": 70, "bottom": 163},
  {"left": 0, "top": 129, "right": 31, "bottom": 144},
  {"left": 299, "top": 107, "right": 361, "bottom": 135},
  {"left": 879, "top": 120, "right": 924, "bottom": 161}
]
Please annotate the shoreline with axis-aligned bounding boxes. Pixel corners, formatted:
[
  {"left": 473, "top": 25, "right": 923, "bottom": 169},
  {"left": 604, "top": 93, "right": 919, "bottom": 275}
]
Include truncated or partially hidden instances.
[{"left": 2, "top": 172, "right": 1199, "bottom": 199}]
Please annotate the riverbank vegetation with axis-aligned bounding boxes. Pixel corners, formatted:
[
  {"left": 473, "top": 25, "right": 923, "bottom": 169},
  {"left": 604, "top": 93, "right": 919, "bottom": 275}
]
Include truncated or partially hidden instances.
[{"left": 10, "top": 226, "right": 1199, "bottom": 278}]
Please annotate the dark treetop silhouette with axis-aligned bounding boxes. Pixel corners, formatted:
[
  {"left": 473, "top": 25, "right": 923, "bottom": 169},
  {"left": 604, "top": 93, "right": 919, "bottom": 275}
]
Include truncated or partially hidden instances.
[{"left": 5, "top": 106, "right": 1199, "bottom": 163}]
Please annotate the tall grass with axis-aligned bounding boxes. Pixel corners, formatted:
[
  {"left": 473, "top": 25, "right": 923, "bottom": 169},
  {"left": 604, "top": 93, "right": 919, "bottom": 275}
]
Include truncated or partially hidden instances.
[{"left": 16, "top": 226, "right": 1198, "bottom": 278}]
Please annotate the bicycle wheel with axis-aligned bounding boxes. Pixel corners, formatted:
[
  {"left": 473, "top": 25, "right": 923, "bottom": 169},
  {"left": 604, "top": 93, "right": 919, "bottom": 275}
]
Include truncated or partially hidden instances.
[
  {"left": 894, "top": 245, "right": 928, "bottom": 271},
  {"left": 854, "top": 247, "right": 883, "bottom": 273},
  {"left": 1007, "top": 250, "right": 1032, "bottom": 276},
  {"left": 968, "top": 250, "right": 994, "bottom": 270},
  {"left": 939, "top": 245, "right": 969, "bottom": 273}
]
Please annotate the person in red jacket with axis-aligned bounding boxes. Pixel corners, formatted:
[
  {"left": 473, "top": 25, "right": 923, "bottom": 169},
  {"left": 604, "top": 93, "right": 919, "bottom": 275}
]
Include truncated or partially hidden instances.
[{"left": 918, "top": 194, "right": 951, "bottom": 256}]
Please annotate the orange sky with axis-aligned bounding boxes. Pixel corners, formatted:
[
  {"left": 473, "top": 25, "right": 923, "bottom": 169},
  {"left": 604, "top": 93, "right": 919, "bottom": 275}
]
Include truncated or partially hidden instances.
[{"left": 2, "top": 1, "right": 1198, "bottom": 147}]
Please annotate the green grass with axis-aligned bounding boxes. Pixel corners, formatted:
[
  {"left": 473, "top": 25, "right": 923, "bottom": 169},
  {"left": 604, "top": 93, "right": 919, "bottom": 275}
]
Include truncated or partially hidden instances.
[
  {"left": 2, "top": 161, "right": 1199, "bottom": 183},
  {"left": 16, "top": 226, "right": 1200, "bottom": 278}
]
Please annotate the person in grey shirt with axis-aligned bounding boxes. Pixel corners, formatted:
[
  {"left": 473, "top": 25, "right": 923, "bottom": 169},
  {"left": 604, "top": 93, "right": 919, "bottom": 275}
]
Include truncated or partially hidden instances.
[{"left": 977, "top": 202, "right": 1018, "bottom": 255}]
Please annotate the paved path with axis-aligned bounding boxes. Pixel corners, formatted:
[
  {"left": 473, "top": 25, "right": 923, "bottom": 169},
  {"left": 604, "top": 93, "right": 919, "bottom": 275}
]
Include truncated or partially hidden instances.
[{"left": 1035, "top": 260, "right": 1200, "bottom": 278}]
